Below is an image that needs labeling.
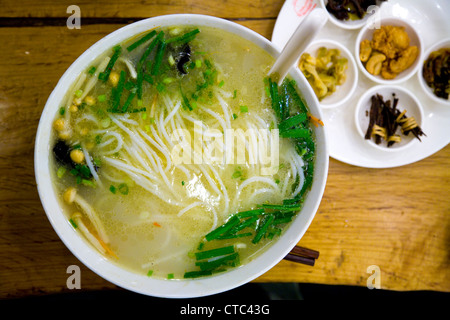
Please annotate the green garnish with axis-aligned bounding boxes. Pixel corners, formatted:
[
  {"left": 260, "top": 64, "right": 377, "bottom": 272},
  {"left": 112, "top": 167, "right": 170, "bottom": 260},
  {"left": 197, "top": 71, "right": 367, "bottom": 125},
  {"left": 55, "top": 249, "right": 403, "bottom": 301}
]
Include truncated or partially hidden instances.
[
  {"left": 194, "top": 245, "right": 235, "bottom": 261},
  {"left": 167, "top": 273, "right": 174, "bottom": 279},
  {"left": 88, "top": 66, "right": 96, "bottom": 75},
  {"left": 166, "top": 28, "right": 200, "bottom": 44},
  {"left": 109, "top": 185, "right": 117, "bottom": 194},
  {"left": 147, "top": 270, "right": 153, "bottom": 277},
  {"left": 239, "top": 105, "right": 248, "bottom": 113},
  {"left": 99, "top": 45, "right": 122, "bottom": 82},
  {"left": 151, "top": 40, "right": 167, "bottom": 76},
  {"left": 118, "top": 183, "right": 129, "bottom": 195},
  {"left": 57, "top": 166, "right": 67, "bottom": 178},
  {"left": 126, "top": 30, "right": 157, "bottom": 52},
  {"left": 69, "top": 218, "right": 78, "bottom": 228}
]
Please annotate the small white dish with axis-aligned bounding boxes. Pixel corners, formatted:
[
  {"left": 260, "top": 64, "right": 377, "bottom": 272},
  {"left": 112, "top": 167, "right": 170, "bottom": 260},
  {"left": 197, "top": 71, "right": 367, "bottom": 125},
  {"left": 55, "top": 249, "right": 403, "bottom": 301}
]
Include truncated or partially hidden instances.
[
  {"left": 300, "top": 39, "right": 358, "bottom": 109},
  {"left": 417, "top": 38, "right": 450, "bottom": 106},
  {"left": 355, "top": 16, "right": 423, "bottom": 85},
  {"left": 355, "top": 85, "right": 424, "bottom": 152},
  {"left": 320, "top": 0, "right": 384, "bottom": 30}
]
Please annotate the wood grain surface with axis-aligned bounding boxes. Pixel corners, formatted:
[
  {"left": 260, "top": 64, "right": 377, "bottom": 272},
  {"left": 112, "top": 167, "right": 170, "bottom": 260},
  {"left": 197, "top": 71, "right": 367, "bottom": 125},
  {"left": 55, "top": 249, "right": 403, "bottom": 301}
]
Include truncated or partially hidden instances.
[{"left": 0, "top": 0, "right": 449, "bottom": 298}]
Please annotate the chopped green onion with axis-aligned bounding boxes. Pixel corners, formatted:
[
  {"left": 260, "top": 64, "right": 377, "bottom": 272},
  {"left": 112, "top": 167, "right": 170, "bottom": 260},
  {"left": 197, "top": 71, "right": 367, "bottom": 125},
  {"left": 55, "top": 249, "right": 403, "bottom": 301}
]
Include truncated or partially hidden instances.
[
  {"left": 118, "top": 183, "right": 129, "bottom": 195},
  {"left": 88, "top": 66, "right": 96, "bottom": 75},
  {"left": 126, "top": 30, "right": 157, "bottom": 52},
  {"left": 69, "top": 218, "right": 78, "bottom": 228},
  {"left": 195, "top": 245, "right": 235, "bottom": 260},
  {"left": 195, "top": 59, "right": 202, "bottom": 68},
  {"left": 59, "top": 107, "right": 65, "bottom": 115},
  {"left": 81, "top": 179, "right": 96, "bottom": 188},
  {"left": 97, "top": 94, "right": 106, "bottom": 102},
  {"left": 167, "top": 273, "right": 174, "bottom": 279},
  {"left": 57, "top": 167, "right": 66, "bottom": 178},
  {"left": 109, "top": 185, "right": 117, "bottom": 194},
  {"left": 232, "top": 113, "right": 238, "bottom": 120},
  {"left": 218, "top": 80, "right": 225, "bottom": 87},
  {"left": 74, "top": 89, "right": 83, "bottom": 98},
  {"left": 147, "top": 270, "right": 153, "bottom": 277},
  {"left": 240, "top": 105, "right": 248, "bottom": 113}
]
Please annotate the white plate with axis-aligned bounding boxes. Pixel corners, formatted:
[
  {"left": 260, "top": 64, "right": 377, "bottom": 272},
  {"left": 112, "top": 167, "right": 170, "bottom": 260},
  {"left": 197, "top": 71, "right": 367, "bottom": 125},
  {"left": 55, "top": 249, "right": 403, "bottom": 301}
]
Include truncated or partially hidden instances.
[{"left": 272, "top": 0, "right": 450, "bottom": 168}]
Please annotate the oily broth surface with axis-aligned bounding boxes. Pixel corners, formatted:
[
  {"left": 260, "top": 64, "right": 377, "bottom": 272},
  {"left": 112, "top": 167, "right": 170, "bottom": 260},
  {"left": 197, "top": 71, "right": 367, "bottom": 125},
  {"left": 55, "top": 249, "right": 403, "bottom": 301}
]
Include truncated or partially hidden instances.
[{"left": 52, "top": 26, "right": 299, "bottom": 278}]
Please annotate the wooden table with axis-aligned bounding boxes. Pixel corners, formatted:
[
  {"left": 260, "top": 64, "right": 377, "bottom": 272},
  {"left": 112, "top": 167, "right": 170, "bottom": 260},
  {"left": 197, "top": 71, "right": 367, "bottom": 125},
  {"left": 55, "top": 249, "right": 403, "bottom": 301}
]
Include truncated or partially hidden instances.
[{"left": 1, "top": 0, "right": 449, "bottom": 299}]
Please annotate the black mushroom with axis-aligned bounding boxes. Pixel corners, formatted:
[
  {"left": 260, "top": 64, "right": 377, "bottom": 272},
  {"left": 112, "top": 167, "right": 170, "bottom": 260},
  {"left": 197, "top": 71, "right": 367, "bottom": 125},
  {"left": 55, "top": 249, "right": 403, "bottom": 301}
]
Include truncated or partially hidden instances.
[{"left": 176, "top": 44, "right": 191, "bottom": 75}]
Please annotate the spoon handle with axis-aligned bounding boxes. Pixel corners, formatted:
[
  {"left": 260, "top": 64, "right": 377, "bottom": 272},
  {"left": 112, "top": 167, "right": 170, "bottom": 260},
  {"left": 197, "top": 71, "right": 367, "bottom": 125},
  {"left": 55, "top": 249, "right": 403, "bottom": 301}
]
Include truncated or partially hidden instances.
[{"left": 269, "top": 8, "right": 328, "bottom": 84}]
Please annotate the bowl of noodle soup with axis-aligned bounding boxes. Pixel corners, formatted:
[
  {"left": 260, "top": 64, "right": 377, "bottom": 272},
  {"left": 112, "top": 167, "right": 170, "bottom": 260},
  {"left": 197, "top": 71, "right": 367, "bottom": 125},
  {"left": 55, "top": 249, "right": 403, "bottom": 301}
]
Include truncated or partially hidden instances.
[{"left": 35, "top": 14, "right": 328, "bottom": 298}]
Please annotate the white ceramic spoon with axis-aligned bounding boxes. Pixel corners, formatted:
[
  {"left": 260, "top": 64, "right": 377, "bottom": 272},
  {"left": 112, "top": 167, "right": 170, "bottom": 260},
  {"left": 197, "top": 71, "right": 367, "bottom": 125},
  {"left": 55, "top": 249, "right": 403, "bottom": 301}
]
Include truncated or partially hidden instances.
[{"left": 269, "top": 8, "right": 329, "bottom": 84}]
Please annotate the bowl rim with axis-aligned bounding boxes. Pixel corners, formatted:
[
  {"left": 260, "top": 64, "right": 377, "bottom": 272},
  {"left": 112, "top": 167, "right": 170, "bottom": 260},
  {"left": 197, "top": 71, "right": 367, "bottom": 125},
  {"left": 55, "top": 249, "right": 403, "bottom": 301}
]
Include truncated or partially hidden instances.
[
  {"left": 354, "top": 84, "right": 424, "bottom": 152},
  {"left": 417, "top": 37, "right": 450, "bottom": 106},
  {"left": 34, "top": 13, "right": 329, "bottom": 298},
  {"left": 355, "top": 16, "right": 424, "bottom": 85},
  {"left": 302, "top": 38, "right": 358, "bottom": 109}
]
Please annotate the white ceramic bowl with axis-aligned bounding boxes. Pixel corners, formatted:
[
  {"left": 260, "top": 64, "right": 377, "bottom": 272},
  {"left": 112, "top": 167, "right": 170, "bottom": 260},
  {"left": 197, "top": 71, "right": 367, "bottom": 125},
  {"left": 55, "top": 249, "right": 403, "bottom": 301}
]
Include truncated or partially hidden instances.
[
  {"left": 34, "top": 14, "right": 329, "bottom": 298},
  {"left": 355, "top": 17, "right": 423, "bottom": 85},
  {"left": 355, "top": 85, "right": 424, "bottom": 152},
  {"left": 320, "top": 0, "right": 385, "bottom": 30},
  {"left": 417, "top": 38, "right": 450, "bottom": 106},
  {"left": 300, "top": 39, "right": 358, "bottom": 109}
]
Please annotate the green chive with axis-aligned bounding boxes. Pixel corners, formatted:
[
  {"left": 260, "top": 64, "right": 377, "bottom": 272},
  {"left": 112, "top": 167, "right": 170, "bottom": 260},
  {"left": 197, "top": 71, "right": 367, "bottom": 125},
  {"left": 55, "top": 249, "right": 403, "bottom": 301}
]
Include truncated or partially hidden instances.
[
  {"left": 138, "top": 31, "right": 163, "bottom": 68},
  {"left": 126, "top": 30, "right": 157, "bottom": 52},
  {"left": 278, "top": 113, "right": 308, "bottom": 132},
  {"left": 99, "top": 45, "right": 122, "bottom": 82},
  {"left": 111, "top": 70, "right": 126, "bottom": 112},
  {"left": 195, "top": 245, "right": 235, "bottom": 261},
  {"left": 252, "top": 214, "right": 275, "bottom": 244},
  {"left": 235, "top": 208, "right": 264, "bottom": 219},
  {"left": 151, "top": 40, "right": 166, "bottom": 76},
  {"left": 279, "top": 128, "right": 311, "bottom": 139},
  {"left": 166, "top": 28, "right": 200, "bottom": 44},
  {"left": 121, "top": 90, "right": 136, "bottom": 113},
  {"left": 204, "top": 215, "right": 241, "bottom": 241},
  {"left": 195, "top": 252, "right": 239, "bottom": 271},
  {"left": 183, "top": 270, "right": 212, "bottom": 278}
]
